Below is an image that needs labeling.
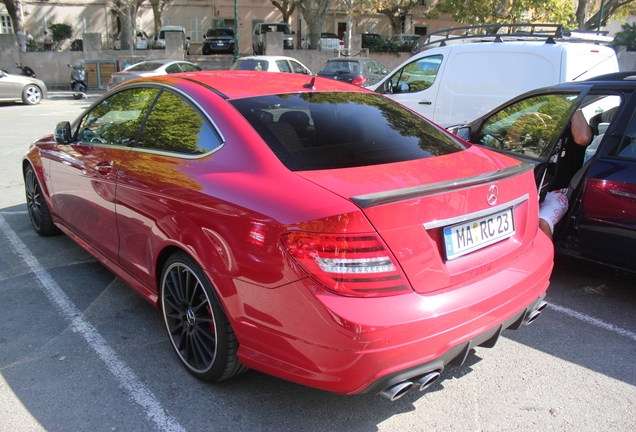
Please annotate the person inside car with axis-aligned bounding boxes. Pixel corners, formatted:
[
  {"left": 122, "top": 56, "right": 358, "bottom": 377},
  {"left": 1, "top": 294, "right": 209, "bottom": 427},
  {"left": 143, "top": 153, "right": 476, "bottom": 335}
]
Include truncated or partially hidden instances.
[{"left": 539, "top": 109, "right": 593, "bottom": 240}]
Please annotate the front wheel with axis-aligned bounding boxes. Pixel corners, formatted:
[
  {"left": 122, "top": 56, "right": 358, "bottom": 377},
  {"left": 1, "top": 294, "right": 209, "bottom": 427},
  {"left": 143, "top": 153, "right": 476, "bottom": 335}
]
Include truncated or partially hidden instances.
[
  {"left": 22, "top": 84, "right": 42, "bottom": 105},
  {"left": 161, "top": 252, "right": 247, "bottom": 382},
  {"left": 25, "top": 165, "right": 58, "bottom": 236}
]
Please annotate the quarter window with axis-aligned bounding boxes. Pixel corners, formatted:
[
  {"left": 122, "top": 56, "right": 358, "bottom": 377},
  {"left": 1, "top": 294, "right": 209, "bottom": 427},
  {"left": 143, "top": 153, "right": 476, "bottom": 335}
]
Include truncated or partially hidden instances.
[
  {"left": 76, "top": 88, "right": 159, "bottom": 146},
  {"left": 137, "top": 91, "right": 221, "bottom": 155},
  {"left": 618, "top": 112, "right": 636, "bottom": 160}
]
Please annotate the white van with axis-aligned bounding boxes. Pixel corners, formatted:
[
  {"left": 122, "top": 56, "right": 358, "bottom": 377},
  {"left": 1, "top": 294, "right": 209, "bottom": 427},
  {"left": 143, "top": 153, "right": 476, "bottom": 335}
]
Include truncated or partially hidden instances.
[
  {"left": 371, "top": 26, "right": 619, "bottom": 127},
  {"left": 156, "top": 26, "right": 190, "bottom": 54}
]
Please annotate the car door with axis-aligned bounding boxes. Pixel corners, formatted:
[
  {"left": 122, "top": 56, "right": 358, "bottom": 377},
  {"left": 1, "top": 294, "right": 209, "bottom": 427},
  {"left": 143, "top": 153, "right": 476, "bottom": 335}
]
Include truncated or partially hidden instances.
[
  {"left": 465, "top": 90, "right": 588, "bottom": 193},
  {"left": 577, "top": 93, "right": 636, "bottom": 271},
  {"left": 374, "top": 54, "right": 444, "bottom": 120},
  {"left": 115, "top": 88, "right": 224, "bottom": 288},
  {"left": 47, "top": 87, "right": 159, "bottom": 263},
  {"left": 0, "top": 71, "right": 18, "bottom": 100}
]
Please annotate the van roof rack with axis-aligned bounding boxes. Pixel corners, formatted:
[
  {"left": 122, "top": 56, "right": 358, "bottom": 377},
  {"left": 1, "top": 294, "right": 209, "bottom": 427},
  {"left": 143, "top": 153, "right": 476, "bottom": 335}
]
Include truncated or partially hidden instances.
[{"left": 415, "top": 23, "right": 613, "bottom": 52}]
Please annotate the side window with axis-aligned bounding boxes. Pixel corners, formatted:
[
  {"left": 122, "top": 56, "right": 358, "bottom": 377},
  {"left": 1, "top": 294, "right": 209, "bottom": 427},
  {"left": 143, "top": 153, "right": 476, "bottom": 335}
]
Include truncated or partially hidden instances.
[
  {"left": 137, "top": 90, "right": 222, "bottom": 154},
  {"left": 477, "top": 94, "right": 579, "bottom": 160},
  {"left": 179, "top": 63, "right": 200, "bottom": 72},
  {"left": 389, "top": 54, "right": 442, "bottom": 94},
  {"left": 617, "top": 111, "right": 636, "bottom": 160},
  {"left": 276, "top": 60, "right": 292, "bottom": 73},
  {"left": 366, "top": 61, "right": 378, "bottom": 74},
  {"left": 290, "top": 60, "right": 307, "bottom": 74},
  {"left": 165, "top": 64, "right": 181, "bottom": 74},
  {"left": 76, "top": 87, "right": 159, "bottom": 146}
]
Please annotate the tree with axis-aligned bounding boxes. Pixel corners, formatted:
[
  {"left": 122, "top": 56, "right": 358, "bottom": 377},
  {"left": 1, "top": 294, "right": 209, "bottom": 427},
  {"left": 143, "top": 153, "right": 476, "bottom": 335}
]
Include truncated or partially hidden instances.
[
  {"left": 148, "top": 0, "right": 173, "bottom": 37},
  {"left": 375, "top": 0, "right": 424, "bottom": 34},
  {"left": 271, "top": 0, "right": 301, "bottom": 25},
  {"left": 427, "top": 0, "right": 573, "bottom": 26},
  {"left": 298, "top": 0, "right": 333, "bottom": 49},
  {"left": 111, "top": 0, "right": 146, "bottom": 51},
  {"left": 578, "top": 0, "right": 636, "bottom": 30},
  {"left": 612, "top": 22, "right": 636, "bottom": 50},
  {"left": 0, "top": 0, "right": 22, "bottom": 33}
]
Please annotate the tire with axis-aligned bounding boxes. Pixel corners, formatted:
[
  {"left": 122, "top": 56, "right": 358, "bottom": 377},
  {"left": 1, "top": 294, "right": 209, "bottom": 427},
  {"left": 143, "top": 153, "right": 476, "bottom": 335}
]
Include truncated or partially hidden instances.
[
  {"left": 25, "top": 165, "right": 58, "bottom": 236},
  {"left": 161, "top": 251, "right": 247, "bottom": 382},
  {"left": 22, "top": 84, "right": 42, "bottom": 105}
]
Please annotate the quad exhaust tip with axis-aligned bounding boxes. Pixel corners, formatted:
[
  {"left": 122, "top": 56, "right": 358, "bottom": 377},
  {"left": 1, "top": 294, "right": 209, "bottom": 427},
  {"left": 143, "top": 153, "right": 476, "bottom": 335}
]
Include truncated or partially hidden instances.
[
  {"left": 379, "top": 369, "right": 443, "bottom": 401},
  {"left": 524, "top": 301, "right": 548, "bottom": 326}
]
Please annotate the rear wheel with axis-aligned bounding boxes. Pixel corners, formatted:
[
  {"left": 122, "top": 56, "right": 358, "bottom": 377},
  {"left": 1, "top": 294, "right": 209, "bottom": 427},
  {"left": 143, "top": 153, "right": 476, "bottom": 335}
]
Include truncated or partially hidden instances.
[
  {"left": 161, "top": 251, "right": 247, "bottom": 381},
  {"left": 22, "top": 85, "right": 42, "bottom": 105},
  {"left": 25, "top": 165, "right": 58, "bottom": 236}
]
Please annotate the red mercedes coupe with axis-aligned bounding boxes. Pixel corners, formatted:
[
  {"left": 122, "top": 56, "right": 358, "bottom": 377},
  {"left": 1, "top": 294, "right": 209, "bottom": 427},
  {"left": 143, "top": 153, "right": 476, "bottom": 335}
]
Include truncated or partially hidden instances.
[{"left": 23, "top": 71, "right": 552, "bottom": 400}]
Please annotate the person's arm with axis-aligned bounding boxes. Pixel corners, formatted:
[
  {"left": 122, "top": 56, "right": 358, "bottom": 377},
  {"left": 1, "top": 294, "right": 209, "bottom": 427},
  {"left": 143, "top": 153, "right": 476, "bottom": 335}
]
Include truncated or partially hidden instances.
[{"left": 571, "top": 109, "right": 593, "bottom": 146}]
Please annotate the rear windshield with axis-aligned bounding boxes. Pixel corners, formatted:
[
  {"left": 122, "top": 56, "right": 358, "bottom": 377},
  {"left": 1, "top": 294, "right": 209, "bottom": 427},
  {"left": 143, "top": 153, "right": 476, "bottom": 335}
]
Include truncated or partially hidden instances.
[
  {"left": 319, "top": 61, "right": 361, "bottom": 74},
  {"left": 230, "top": 92, "right": 464, "bottom": 171},
  {"left": 232, "top": 59, "right": 270, "bottom": 71},
  {"left": 207, "top": 28, "right": 233, "bottom": 37}
]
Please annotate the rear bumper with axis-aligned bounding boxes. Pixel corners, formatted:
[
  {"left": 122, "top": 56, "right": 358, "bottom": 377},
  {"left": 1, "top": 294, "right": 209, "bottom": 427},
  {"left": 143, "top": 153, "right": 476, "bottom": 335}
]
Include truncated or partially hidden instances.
[{"left": 234, "top": 231, "right": 553, "bottom": 395}]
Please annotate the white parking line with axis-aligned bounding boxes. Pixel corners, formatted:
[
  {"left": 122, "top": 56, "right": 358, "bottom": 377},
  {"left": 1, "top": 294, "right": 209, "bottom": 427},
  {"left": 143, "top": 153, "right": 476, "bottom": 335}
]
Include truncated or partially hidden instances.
[
  {"left": 0, "top": 215, "right": 185, "bottom": 432},
  {"left": 548, "top": 302, "right": 636, "bottom": 342}
]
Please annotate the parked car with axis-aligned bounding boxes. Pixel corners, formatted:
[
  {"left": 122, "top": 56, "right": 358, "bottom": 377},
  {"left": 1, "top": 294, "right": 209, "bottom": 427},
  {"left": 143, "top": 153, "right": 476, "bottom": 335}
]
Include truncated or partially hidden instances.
[
  {"left": 0, "top": 69, "right": 47, "bottom": 105},
  {"left": 361, "top": 33, "right": 384, "bottom": 48},
  {"left": 252, "top": 22, "right": 294, "bottom": 54},
  {"left": 231, "top": 56, "right": 311, "bottom": 74},
  {"left": 115, "top": 29, "right": 151, "bottom": 50},
  {"left": 156, "top": 25, "right": 190, "bottom": 54},
  {"left": 319, "top": 32, "right": 344, "bottom": 50},
  {"left": 317, "top": 58, "right": 389, "bottom": 87},
  {"left": 388, "top": 34, "right": 420, "bottom": 49},
  {"left": 202, "top": 27, "right": 234, "bottom": 55},
  {"left": 23, "top": 71, "right": 552, "bottom": 401},
  {"left": 451, "top": 72, "right": 636, "bottom": 272},
  {"left": 371, "top": 24, "right": 619, "bottom": 127},
  {"left": 106, "top": 60, "right": 201, "bottom": 90}
]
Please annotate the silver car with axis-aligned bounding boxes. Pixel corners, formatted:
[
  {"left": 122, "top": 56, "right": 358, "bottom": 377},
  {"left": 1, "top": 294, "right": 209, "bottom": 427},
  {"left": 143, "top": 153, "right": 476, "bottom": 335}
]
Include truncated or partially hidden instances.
[
  {"left": 0, "top": 70, "right": 48, "bottom": 105},
  {"left": 107, "top": 60, "right": 201, "bottom": 90}
]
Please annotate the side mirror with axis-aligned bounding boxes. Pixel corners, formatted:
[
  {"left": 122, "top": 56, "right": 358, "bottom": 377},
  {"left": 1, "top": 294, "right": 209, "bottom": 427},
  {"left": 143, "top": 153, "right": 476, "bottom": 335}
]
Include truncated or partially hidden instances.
[
  {"left": 398, "top": 83, "right": 410, "bottom": 93},
  {"left": 383, "top": 79, "right": 393, "bottom": 94},
  {"left": 55, "top": 121, "right": 72, "bottom": 144},
  {"left": 449, "top": 126, "right": 471, "bottom": 141}
]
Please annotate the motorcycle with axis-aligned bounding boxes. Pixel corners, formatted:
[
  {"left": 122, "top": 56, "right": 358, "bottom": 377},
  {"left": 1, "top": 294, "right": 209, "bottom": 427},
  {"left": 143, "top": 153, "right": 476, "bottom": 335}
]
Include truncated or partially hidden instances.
[
  {"left": 68, "top": 60, "right": 87, "bottom": 99},
  {"left": 15, "top": 63, "right": 36, "bottom": 78}
]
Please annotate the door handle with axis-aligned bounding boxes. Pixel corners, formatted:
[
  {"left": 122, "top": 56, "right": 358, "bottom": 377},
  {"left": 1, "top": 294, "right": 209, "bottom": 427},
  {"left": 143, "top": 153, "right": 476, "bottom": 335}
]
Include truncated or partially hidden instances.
[
  {"left": 418, "top": 101, "right": 432, "bottom": 105},
  {"left": 95, "top": 162, "right": 113, "bottom": 175}
]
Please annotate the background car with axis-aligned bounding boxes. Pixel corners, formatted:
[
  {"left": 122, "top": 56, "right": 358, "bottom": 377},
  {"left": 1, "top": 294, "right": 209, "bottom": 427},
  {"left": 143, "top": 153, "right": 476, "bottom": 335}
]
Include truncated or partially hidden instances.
[
  {"left": 156, "top": 25, "right": 190, "bottom": 54},
  {"left": 231, "top": 55, "right": 311, "bottom": 74},
  {"left": 388, "top": 34, "right": 420, "bottom": 50},
  {"left": 317, "top": 58, "right": 389, "bottom": 87},
  {"left": 452, "top": 72, "right": 636, "bottom": 272},
  {"left": 202, "top": 27, "right": 234, "bottom": 55},
  {"left": 23, "top": 71, "right": 551, "bottom": 401},
  {"left": 106, "top": 60, "right": 201, "bottom": 90},
  {"left": 115, "top": 29, "right": 151, "bottom": 50},
  {"left": 318, "top": 32, "right": 344, "bottom": 50},
  {"left": 252, "top": 22, "right": 294, "bottom": 54},
  {"left": 0, "top": 69, "right": 47, "bottom": 105}
]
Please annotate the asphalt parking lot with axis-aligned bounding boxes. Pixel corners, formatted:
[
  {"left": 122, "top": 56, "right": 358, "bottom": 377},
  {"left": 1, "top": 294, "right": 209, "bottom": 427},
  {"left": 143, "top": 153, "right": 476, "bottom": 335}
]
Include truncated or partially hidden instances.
[{"left": 1, "top": 95, "right": 635, "bottom": 431}]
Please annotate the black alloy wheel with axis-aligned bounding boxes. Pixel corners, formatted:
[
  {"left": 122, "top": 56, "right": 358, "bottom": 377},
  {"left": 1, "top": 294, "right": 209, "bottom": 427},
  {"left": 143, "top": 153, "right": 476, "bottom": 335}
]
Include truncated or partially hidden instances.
[
  {"left": 25, "top": 165, "right": 58, "bottom": 236},
  {"left": 161, "top": 252, "right": 247, "bottom": 382}
]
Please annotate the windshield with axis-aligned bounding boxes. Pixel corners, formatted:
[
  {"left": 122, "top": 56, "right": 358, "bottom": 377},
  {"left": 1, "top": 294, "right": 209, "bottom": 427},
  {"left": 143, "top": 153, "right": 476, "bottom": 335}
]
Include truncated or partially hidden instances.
[
  {"left": 230, "top": 92, "right": 464, "bottom": 171},
  {"left": 207, "top": 28, "right": 233, "bottom": 37},
  {"left": 261, "top": 24, "right": 291, "bottom": 34}
]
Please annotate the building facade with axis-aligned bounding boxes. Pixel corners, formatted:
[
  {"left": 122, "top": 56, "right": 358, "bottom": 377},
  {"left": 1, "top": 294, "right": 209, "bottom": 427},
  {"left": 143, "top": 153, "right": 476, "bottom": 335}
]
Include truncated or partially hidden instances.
[{"left": 0, "top": 0, "right": 457, "bottom": 54}]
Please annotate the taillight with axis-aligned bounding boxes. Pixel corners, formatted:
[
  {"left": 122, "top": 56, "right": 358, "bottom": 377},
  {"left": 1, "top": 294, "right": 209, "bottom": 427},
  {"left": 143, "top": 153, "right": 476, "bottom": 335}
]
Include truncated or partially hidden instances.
[
  {"left": 281, "top": 232, "right": 410, "bottom": 297},
  {"left": 351, "top": 76, "right": 367, "bottom": 86}
]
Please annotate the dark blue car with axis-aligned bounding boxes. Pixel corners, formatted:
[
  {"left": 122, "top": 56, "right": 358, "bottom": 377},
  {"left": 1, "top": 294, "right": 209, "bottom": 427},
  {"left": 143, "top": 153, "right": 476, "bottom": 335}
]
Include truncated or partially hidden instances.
[{"left": 452, "top": 72, "right": 636, "bottom": 272}]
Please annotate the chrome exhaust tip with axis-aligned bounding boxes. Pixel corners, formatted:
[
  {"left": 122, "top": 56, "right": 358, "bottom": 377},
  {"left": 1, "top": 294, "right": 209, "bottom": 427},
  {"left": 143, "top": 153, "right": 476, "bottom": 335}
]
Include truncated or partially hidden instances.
[
  {"left": 413, "top": 370, "right": 442, "bottom": 392},
  {"left": 524, "top": 310, "right": 542, "bottom": 325},
  {"left": 379, "top": 381, "right": 413, "bottom": 401}
]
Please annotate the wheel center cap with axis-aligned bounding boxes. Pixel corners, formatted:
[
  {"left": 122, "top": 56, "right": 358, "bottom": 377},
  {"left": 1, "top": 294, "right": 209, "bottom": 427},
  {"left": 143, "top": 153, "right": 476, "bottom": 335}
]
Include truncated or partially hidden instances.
[{"left": 186, "top": 309, "right": 196, "bottom": 326}]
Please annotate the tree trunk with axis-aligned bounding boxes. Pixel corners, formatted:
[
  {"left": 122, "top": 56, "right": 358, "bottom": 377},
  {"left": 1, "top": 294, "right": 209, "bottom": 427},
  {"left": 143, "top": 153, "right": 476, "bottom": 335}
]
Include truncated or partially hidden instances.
[
  {"left": 575, "top": 0, "right": 587, "bottom": 29},
  {"left": 299, "top": 0, "right": 332, "bottom": 50}
]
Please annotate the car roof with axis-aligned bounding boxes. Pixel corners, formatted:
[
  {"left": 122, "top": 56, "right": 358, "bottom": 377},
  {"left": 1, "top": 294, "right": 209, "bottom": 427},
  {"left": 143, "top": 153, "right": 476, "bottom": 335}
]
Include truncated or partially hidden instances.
[
  {"left": 146, "top": 70, "right": 367, "bottom": 99},
  {"left": 236, "top": 55, "right": 300, "bottom": 62}
]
